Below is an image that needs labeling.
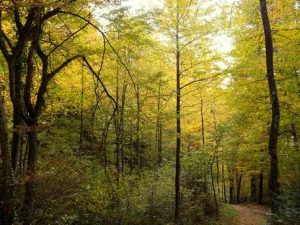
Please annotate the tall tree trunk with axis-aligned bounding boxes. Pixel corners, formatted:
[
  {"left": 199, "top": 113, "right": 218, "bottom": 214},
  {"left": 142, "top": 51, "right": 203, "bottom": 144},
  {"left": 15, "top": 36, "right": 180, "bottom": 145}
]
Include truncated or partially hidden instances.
[
  {"left": 23, "top": 123, "right": 38, "bottom": 225},
  {"left": 200, "top": 99, "right": 209, "bottom": 213},
  {"left": 260, "top": 0, "right": 280, "bottom": 214},
  {"left": 156, "top": 77, "right": 163, "bottom": 165},
  {"left": 258, "top": 172, "right": 264, "bottom": 205},
  {"left": 222, "top": 163, "right": 227, "bottom": 203},
  {"left": 175, "top": 1, "right": 181, "bottom": 222},
  {"left": 9, "top": 61, "right": 24, "bottom": 174},
  {"left": 251, "top": 174, "right": 257, "bottom": 202},
  {"left": 200, "top": 100, "right": 205, "bottom": 147},
  {"left": 210, "top": 159, "right": 219, "bottom": 215},
  {"left": 229, "top": 167, "right": 235, "bottom": 204},
  {"left": 0, "top": 94, "right": 13, "bottom": 225},
  {"left": 136, "top": 83, "right": 141, "bottom": 169},
  {"left": 11, "top": 113, "right": 22, "bottom": 173},
  {"left": 236, "top": 174, "right": 243, "bottom": 204},
  {"left": 79, "top": 72, "right": 84, "bottom": 157},
  {"left": 115, "top": 67, "right": 121, "bottom": 181},
  {"left": 216, "top": 158, "right": 220, "bottom": 200},
  {"left": 120, "top": 83, "right": 127, "bottom": 174}
]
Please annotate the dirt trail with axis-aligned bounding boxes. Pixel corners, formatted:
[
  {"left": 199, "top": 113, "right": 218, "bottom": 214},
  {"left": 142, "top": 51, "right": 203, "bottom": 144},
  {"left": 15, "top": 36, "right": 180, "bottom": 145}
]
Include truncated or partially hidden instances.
[{"left": 232, "top": 204, "right": 270, "bottom": 225}]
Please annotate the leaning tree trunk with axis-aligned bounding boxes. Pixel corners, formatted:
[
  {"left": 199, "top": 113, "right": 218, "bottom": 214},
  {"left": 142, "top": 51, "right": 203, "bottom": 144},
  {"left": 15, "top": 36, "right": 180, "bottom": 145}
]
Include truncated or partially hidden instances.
[{"left": 259, "top": 0, "right": 280, "bottom": 214}]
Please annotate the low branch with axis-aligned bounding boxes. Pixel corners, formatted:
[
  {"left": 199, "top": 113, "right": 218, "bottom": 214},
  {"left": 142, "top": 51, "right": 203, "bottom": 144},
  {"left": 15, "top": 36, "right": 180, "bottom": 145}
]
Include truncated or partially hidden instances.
[{"left": 48, "top": 55, "right": 83, "bottom": 79}]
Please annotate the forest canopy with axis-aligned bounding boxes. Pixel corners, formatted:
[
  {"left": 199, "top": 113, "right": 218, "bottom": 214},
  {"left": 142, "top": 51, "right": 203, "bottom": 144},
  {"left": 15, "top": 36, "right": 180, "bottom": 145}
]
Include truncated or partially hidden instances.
[{"left": 0, "top": 0, "right": 299, "bottom": 225}]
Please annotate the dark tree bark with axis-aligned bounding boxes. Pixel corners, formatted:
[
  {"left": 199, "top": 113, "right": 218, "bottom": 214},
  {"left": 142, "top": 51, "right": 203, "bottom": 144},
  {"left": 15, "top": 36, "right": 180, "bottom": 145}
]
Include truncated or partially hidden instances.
[
  {"left": 22, "top": 127, "right": 38, "bottom": 225},
  {"left": 259, "top": 0, "right": 280, "bottom": 214},
  {"left": 0, "top": 94, "right": 13, "bottom": 225},
  {"left": 11, "top": 112, "right": 22, "bottom": 173},
  {"left": 229, "top": 167, "right": 235, "bottom": 204},
  {"left": 251, "top": 174, "right": 257, "bottom": 202},
  {"left": 236, "top": 174, "right": 242, "bottom": 204},
  {"left": 258, "top": 172, "right": 264, "bottom": 205}
]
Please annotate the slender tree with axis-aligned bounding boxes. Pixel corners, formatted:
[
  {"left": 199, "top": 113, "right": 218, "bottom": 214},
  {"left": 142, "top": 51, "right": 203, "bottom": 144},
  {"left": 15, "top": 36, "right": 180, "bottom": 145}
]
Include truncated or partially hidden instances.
[{"left": 259, "top": 0, "right": 280, "bottom": 214}]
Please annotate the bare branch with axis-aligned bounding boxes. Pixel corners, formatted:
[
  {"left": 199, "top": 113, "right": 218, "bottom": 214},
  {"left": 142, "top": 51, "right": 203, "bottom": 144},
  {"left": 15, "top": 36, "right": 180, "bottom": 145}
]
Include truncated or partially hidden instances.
[
  {"left": 48, "top": 55, "right": 83, "bottom": 79},
  {"left": 58, "top": 10, "right": 139, "bottom": 99},
  {"left": 47, "top": 22, "right": 89, "bottom": 56},
  {"left": 179, "top": 31, "right": 213, "bottom": 52},
  {"left": 180, "top": 72, "right": 223, "bottom": 90},
  {"left": 82, "top": 56, "right": 117, "bottom": 108}
]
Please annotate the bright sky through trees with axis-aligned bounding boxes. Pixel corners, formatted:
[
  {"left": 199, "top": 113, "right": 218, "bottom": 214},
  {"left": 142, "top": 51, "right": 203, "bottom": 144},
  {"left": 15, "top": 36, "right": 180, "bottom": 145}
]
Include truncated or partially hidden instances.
[{"left": 122, "top": 0, "right": 235, "bottom": 53}]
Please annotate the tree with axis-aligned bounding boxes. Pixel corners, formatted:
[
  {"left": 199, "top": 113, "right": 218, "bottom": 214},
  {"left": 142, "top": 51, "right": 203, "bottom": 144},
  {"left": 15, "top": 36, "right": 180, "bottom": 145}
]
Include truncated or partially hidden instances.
[
  {"left": 259, "top": 0, "right": 280, "bottom": 214},
  {"left": 0, "top": 1, "right": 113, "bottom": 223},
  {"left": 0, "top": 86, "right": 12, "bottom": 225}
]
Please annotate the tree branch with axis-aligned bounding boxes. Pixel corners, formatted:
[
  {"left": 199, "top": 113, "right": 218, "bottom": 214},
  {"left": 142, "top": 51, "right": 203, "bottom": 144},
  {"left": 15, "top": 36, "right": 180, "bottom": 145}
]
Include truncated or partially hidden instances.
[
  {"left": 42, "top": 8, "right": 61, "bottom": 22},
  {"left": 180, "top": 72, "right": 223, "bottom": 90},
  {"left": 82, "top": 56, "right": 117, "bottom": 108},
  {"left": 48, "top": 55, "right": 83, "bottom": 80},
  {"left": 58, "top": 10, "right": 139, "bottom": 99},
  {"left": 179, "top": 31, "right": 213, "bottom": 52},
  {"left": 47, "top": 22, "right": 89, "bottom": 56},
  {"left": 0, "top": 12, "right": 10, "bottom": 61},
  {"left": 12, "top": 0, "right": 23, "bottom": 31},
  {"left": 24, "top": 44, "right": 35, "bottom": 115}
]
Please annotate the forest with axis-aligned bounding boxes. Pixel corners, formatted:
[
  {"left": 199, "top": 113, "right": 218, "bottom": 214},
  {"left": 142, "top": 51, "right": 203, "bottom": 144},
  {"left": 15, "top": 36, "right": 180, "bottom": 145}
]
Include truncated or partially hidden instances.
[{"left": 0, "top": 0, "right": 299, "bottom": 225}]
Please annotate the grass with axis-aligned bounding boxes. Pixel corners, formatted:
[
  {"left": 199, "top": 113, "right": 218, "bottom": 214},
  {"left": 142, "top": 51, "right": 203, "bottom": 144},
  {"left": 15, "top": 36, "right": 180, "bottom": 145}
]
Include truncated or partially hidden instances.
[{"left": 216, "top": 204, "right": 239, "bottom": 225}]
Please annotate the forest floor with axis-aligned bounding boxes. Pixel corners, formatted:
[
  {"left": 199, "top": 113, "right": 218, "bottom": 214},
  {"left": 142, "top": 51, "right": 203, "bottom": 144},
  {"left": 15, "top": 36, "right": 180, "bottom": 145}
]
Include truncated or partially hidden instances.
[{"left": 231, "top": 204, "right": 270, "bottom": 225}]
